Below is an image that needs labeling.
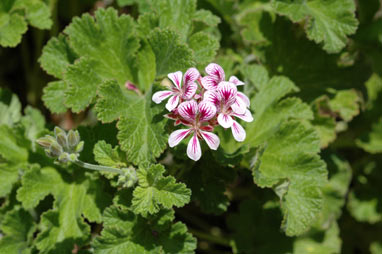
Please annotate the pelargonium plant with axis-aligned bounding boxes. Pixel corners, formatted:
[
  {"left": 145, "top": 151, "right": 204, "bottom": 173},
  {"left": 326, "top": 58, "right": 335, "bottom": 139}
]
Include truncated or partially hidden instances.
[{"left": 152, "top": 63, "right": 253, "bottom": 161}]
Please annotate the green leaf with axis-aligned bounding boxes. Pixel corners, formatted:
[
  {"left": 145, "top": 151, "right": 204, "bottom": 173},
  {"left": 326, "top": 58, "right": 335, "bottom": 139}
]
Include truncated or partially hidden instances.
[
  {"left": 347, "top": 160, "right": 382, "bottom": 224},
  {"left": 93, "top": 140, "right": 126, "bottom": 168},
  {"left": 329, "top": 89, "right": 360, "bottom": 121},
  {"left": 152, "top": 0, "right": 196, "bottom": 41},
  {"left": 148, "top": 29, "right": 195, "bottom": 76},
  {"left": 64, "top": 58, "right": 102, "bottom": 113},
  {"left": 251, "top": 121, "right": 327, "bottom": 236},
  {"left": 17, "top": 166, "right": 111, "bottom": 252},
  {"left": 371, "top": 242, "right": 382, "bottom": 254},
  {"left": 0, "top": 125, "right": 28, "bottom": 162},
  {"left": 134, "top": 42, "right": 156, "bottom": 92},
  {"left": 357, "top": 119, "right": 382, "bottom": 154},
  {"left": 244, "top": 75, "right": 313, "bottom": 147},
  {"left": 131, "top": 164, "right": 191, "bottom": 216},
  {"left": 272, "top": 0, "right": 358, "bottom": 53},
  {"left": 64, "top": 8, "right": 140, "bottom": 85},
  {"left": 20, "top": 106, "right": 46, "bottom": 146},
  {"left": 39, "top": 35, "right": 78, "bottom": 79},
  {"left": 0, "top": 163, "right": 20, "bottom": 198},
  {"left": 189, "top": 32, "right": 219, "bottom": 69},
  {"left": 95, "top": 80, "right": 138, "bottom": 123},
  {"left": 0, "top": 207, "right": 35, "bottom": 253},
  {"left": 0, "top": 0, "right": 52, "bottom": 47},
  {"left": 93, "top": 206, "right": 197, "bottom": 254},
  {"left": 117, "top": 90, "right": 168, "bottom": 165},
  {"left": 193, "top": 9, "right": 221, "bottom": 28},
  {"left": 0, "top": 88, "right": 22, "bottom": 127},
  {"left": 42, "top": 81, "right": 68, "bottom": 114}
]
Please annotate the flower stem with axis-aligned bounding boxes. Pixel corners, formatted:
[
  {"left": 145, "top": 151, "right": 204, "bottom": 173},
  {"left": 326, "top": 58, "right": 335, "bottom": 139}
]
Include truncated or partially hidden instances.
[{"left": 74, "top": 160, "right": 123, "bottom": 174}]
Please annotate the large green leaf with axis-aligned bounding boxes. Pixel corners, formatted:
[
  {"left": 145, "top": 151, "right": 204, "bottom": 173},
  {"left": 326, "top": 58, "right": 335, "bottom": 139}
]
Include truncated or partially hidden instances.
[
  {"left": 272, "top": 0, "right": 358, "bottom": 53},
  {"left": 252, "top": 121, "right": 327, "bottom": 236},
  {"left": 17, "top": 166, "right": 111, "bottom": 253},
  {"left": 117, "top": 90, "right": 168, "bottom": 165}
]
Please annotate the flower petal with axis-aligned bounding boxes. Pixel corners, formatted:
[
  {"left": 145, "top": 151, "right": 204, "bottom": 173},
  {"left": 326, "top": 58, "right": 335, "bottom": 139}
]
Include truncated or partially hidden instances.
[
  {"left": 198, "top": 101, "right": 217, "bottom": 122},
  {"left": 231, "top": 96, "right": 247, "bottom": 114},
  {"left": 217, "top": 81, "right": 237, "bottom": 107},
  {"left": 229, "top": 76, "right": 245, "bottom": 86},
  {"left": 203, "top": 90, "right": 220, "bottom": 107},
  {"left": 217, "top": 113, "right": 233, "bottom": 128},
  {"left": 168, "top": 71, "right": 183, "bottom": 90},
  {"left": 205, "top": 63, "right": 225, "bottom": 82},
  {"left": 237, "top": 92, "right": 250, "bottom": 107},
  {"left": 178, "top": 100, "right": 198, "bottom": 122},
  {"left": 233, "top": 109, "right": 254, "bottom": 122},
  {"left": 187, "top": 133, "right": 202, "bottom": 161},
  {"left": 231, "top": 120, "right": 246, "bottom": 142},
  {"left": 183, "top": 67, "right": 200, "bottom": 87},
  {"left": 165, "top": 95, "right": 180, "bottom": 111},
  {"left": 152, "top": 90, "right": 173, "bottom": 104},
  {"left": 201, "top": 76, "right": 219, "bottom": 90},
  {"left": 200, "top": 131, "right": 220, "bottom": 150},
  {"left": 183, "top": 81, "right": 197, "bottom": 100},
  {"left": 168, "top": 129, "right": 192, "bottom": 147}
]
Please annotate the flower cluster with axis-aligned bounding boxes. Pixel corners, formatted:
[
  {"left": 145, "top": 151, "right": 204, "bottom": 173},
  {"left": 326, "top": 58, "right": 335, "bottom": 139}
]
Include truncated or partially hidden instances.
[{"left": 152, "top": 63, "right": 253, "bottom": 161}]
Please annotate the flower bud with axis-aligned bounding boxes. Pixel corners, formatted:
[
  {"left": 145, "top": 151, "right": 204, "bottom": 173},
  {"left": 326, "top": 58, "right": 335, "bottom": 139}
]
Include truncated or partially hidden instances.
[
  {"left": 75, "top": 141, "right": 84, "bottom": 153},
  {"left": 69, "top": 153, "right": 78, "bottom": 162},
  {"left": 36, "top": 136, "right": 56, "bottom": 148},
  {"left": 67, "top": 130, "right": 80, "bottom": 149},
  {"left": 58, "top": 152, "right": 70, "bottom": 163},
  {"left": 54, "top": 126, "right": 65, "bottom": 138},
  {"left": 49, "top": 141, "right": 63, "bottom": 157},
  {"left": 118, "top": 167, "right": 138, "bottom": 188},
  {"left": 56, "top": 132, "right": 68, "bottom": 149}
]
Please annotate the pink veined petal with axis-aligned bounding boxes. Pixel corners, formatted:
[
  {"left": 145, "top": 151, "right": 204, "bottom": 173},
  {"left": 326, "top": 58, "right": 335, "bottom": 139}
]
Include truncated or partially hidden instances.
[
  {"left": 152, "top": 90, "right": 173, "bottom": 104},
  {"left": 165, "top": 95, "right": 180, "bottom": 111},
  {"left": 229, "top": 76, "right": 245, "bottom": 86},
  {"left": 237, "top": 92, "right": 250, "bottom": 107},
  {"left": 205, "top": 63, "right": 225, "bottom": 83},
  {"left": 183, "top": 82, "right": 197, "bottom": 100},
  {"left": 231, "top": 120, "right": 246, "bottom": 142},
  {"left": 168, "top": 71, "right": 183, "bottom": 90},
  {"left": 198, "top": 101, "right": 217, "bottom": 122},
  {"left": 183, "top": 68, "right": 200, "bottom": 87},
  {"left": 168, "top": 129, "right": 192, "bottom": 147},
  {"left": 187, "top": 132, "right": 202, "bottom": 161},
  {"left": 217, "top": 113, "right": 233, "bottom": 128},
  {"left": 231, "top": 96, "right": 247, "bottom": 115},
  {"left": 233, "top": 109, "right": 254, "bottom": 122},
  {"left": 200, "top": 131, "right": 220, "bottom": 150},
  {"left": 217, "top": 81, "right": 237, "bottom": 107},
  {"left": 203, "top": 90, "right": 220, "bottom": 107},
  {"left": 201, "top": 76, "right": 219, "bottom": 90},
  {"left": 178, "top": 100, "right": 198, "bottom": 122}
]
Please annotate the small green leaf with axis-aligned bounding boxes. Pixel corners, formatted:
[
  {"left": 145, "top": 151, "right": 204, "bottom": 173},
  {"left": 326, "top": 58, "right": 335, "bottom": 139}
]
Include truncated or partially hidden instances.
[
  {"left": 329, "top": 89, "right": 360, "bottom": 121},
  {"left": 0, "top": 88, "right": 22, "bottom": 127},
  {"left": 357, "top": 119, "right": 382, "bottom": 154},
  {"left": 93, "top": 140, "right": 126, "bottom": 168},
  {"left": 131, "top": 164, "right": 191, "bottom": 216}
]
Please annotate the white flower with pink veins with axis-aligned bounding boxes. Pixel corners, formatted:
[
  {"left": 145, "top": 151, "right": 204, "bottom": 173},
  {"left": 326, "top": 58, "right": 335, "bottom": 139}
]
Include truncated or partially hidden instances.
[
  {"left": 152, "top": 68, "right": 200, "bottom": 111},
  {"left": 151, "top": 63, "right": 253, "bottom": 161}
]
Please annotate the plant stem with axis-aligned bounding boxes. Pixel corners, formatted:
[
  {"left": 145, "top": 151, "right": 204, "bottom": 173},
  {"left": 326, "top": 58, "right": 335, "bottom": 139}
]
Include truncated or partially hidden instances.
[
  {"left": 74, "top": 160, "right": 123, "bottom": 174},
  {"left": 188, "top": 228, "right": 231, "bottom": 247}
]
